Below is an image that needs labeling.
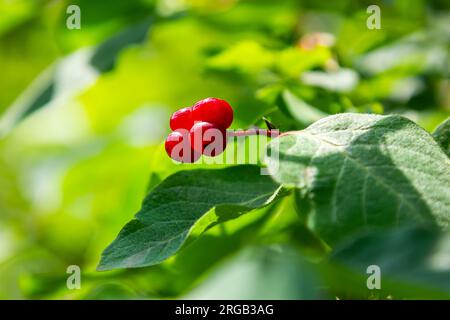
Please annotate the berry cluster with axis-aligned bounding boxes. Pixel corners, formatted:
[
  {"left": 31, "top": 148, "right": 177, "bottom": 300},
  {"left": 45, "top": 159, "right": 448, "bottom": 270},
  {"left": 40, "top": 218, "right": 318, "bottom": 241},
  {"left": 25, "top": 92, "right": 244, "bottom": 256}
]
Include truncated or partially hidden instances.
[{"left": 165, "top": 98, "right": 234, "bottom": 163}]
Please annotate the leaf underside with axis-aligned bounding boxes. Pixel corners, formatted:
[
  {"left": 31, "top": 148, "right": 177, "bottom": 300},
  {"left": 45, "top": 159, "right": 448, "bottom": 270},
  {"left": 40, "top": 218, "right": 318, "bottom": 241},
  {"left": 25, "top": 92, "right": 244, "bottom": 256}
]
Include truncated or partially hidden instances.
[
  {"left": 97, "top": 165, "right": 282, "bottom": 271},
  {"left": 266, "top": 113, "right": 450, "bottom": 244}
]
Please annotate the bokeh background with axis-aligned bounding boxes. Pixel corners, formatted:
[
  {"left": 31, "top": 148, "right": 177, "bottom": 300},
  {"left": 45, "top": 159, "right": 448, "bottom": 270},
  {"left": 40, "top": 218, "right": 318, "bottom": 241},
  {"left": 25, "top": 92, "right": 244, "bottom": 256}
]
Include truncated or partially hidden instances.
[{"left": 0, "top": 0, "right": 449, "bottom": 299}]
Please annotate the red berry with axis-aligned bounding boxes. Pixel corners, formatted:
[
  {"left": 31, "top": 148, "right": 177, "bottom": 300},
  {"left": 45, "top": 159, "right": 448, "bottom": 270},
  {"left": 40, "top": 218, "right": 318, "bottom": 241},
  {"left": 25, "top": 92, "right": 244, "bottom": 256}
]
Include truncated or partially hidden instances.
[
  {"left": 192, "top": 98, "right": 233, "bottom": 130},
  {"left": 170, "top": 107, "right": 194, "bottom": 131},
  {"left": 189, "top": 122, "right": 227, "bottom": 157},
  {"left": 165, "top": 129, "right": 200, "bottom": 163}
]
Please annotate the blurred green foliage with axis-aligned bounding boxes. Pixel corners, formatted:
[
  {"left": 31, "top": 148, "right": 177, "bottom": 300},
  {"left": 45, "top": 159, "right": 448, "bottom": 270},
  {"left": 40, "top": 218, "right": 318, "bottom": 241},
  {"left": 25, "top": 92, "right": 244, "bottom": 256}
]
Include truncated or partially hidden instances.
[{"left": 0, "top": 0, "right": 449, "bottom": 299}]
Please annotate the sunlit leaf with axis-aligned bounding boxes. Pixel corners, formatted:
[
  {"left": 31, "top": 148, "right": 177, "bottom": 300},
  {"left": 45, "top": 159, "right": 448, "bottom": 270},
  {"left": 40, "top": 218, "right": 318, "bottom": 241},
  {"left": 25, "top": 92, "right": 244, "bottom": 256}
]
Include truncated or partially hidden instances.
[
  {"left": 280, "top": 89, "right": 328, "bottom": 126},
  {"left": 0, "top": 19, "right": 151, "bottom": 136},
  {"left": 301, "top": 68, "right": 359, "bottom": 93}
]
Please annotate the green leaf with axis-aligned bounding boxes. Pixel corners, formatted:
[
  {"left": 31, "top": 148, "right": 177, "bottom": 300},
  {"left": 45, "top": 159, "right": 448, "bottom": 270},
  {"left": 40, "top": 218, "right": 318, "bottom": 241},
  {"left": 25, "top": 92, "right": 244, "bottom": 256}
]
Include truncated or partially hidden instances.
[
  {"left": 327, "top": 226, "right": 450, "bottom": 299},
  {"left": 265, "top": 113, "right": 450, "bottom": 244},
  {"left": 276, "top": 46, "right": 332, "bottom": 78},
  {"left": 97, "top": 165, "right": 284, "bottom": 271},
  {"left": 162, "top": 203, "right": 282, "bottom": 296},
  {"left": 0, "top": 19, "right": 151, "bottom": 136},
  {"left": 89, "top": 19, "right": 151, "bottom": 72},
  {"left": 206, "top": 40, "right": 274, "bottom": 75},
  {"left": 280, "top": 90, "right": 328, "bottom": 127},
  {"left": 300, "top": 68, "right": 359, "bottom": 93},
  {"left": 433, "top": 117, "right": 450, "bottom": 157},
  {"left": 185, "top": 246, "right": 326, "bottom": 299}
]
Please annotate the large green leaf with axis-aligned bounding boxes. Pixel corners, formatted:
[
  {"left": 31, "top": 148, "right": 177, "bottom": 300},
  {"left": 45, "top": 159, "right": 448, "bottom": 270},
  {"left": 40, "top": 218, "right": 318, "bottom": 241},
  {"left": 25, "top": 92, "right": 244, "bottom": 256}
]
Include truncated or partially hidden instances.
[
  {"left": 433, "top": 117, "right": 450, "bottom": 157},
  {"left": 97, "top": 165, "right": 284, "bottom": 271},
  {"left": 265, "top": 113, "right": 450, "bottom": 244}
]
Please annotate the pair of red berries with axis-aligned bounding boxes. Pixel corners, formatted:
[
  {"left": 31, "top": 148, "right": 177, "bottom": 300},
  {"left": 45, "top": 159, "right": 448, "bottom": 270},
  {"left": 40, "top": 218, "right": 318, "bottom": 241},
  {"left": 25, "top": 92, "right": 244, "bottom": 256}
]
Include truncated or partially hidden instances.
[{"left": 165, "top": 98, "right": 234, "bottom": 163}]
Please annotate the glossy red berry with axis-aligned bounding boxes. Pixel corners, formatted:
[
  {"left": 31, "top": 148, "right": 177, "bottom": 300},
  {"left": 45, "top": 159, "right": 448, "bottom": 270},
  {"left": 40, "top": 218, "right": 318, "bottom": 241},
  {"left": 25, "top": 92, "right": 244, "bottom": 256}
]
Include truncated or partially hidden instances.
[
  {"left": 169, "top": 107, "right": 194, "bottom": 131},
  {"left": 189, "top": 121, "right": 227, "bottom": 157},
  {"left": 192, "top": 98, "right": 233, "bottom": 130},
  {"left": 165, "top": 129, "right": 201, "bottom": 163}
]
